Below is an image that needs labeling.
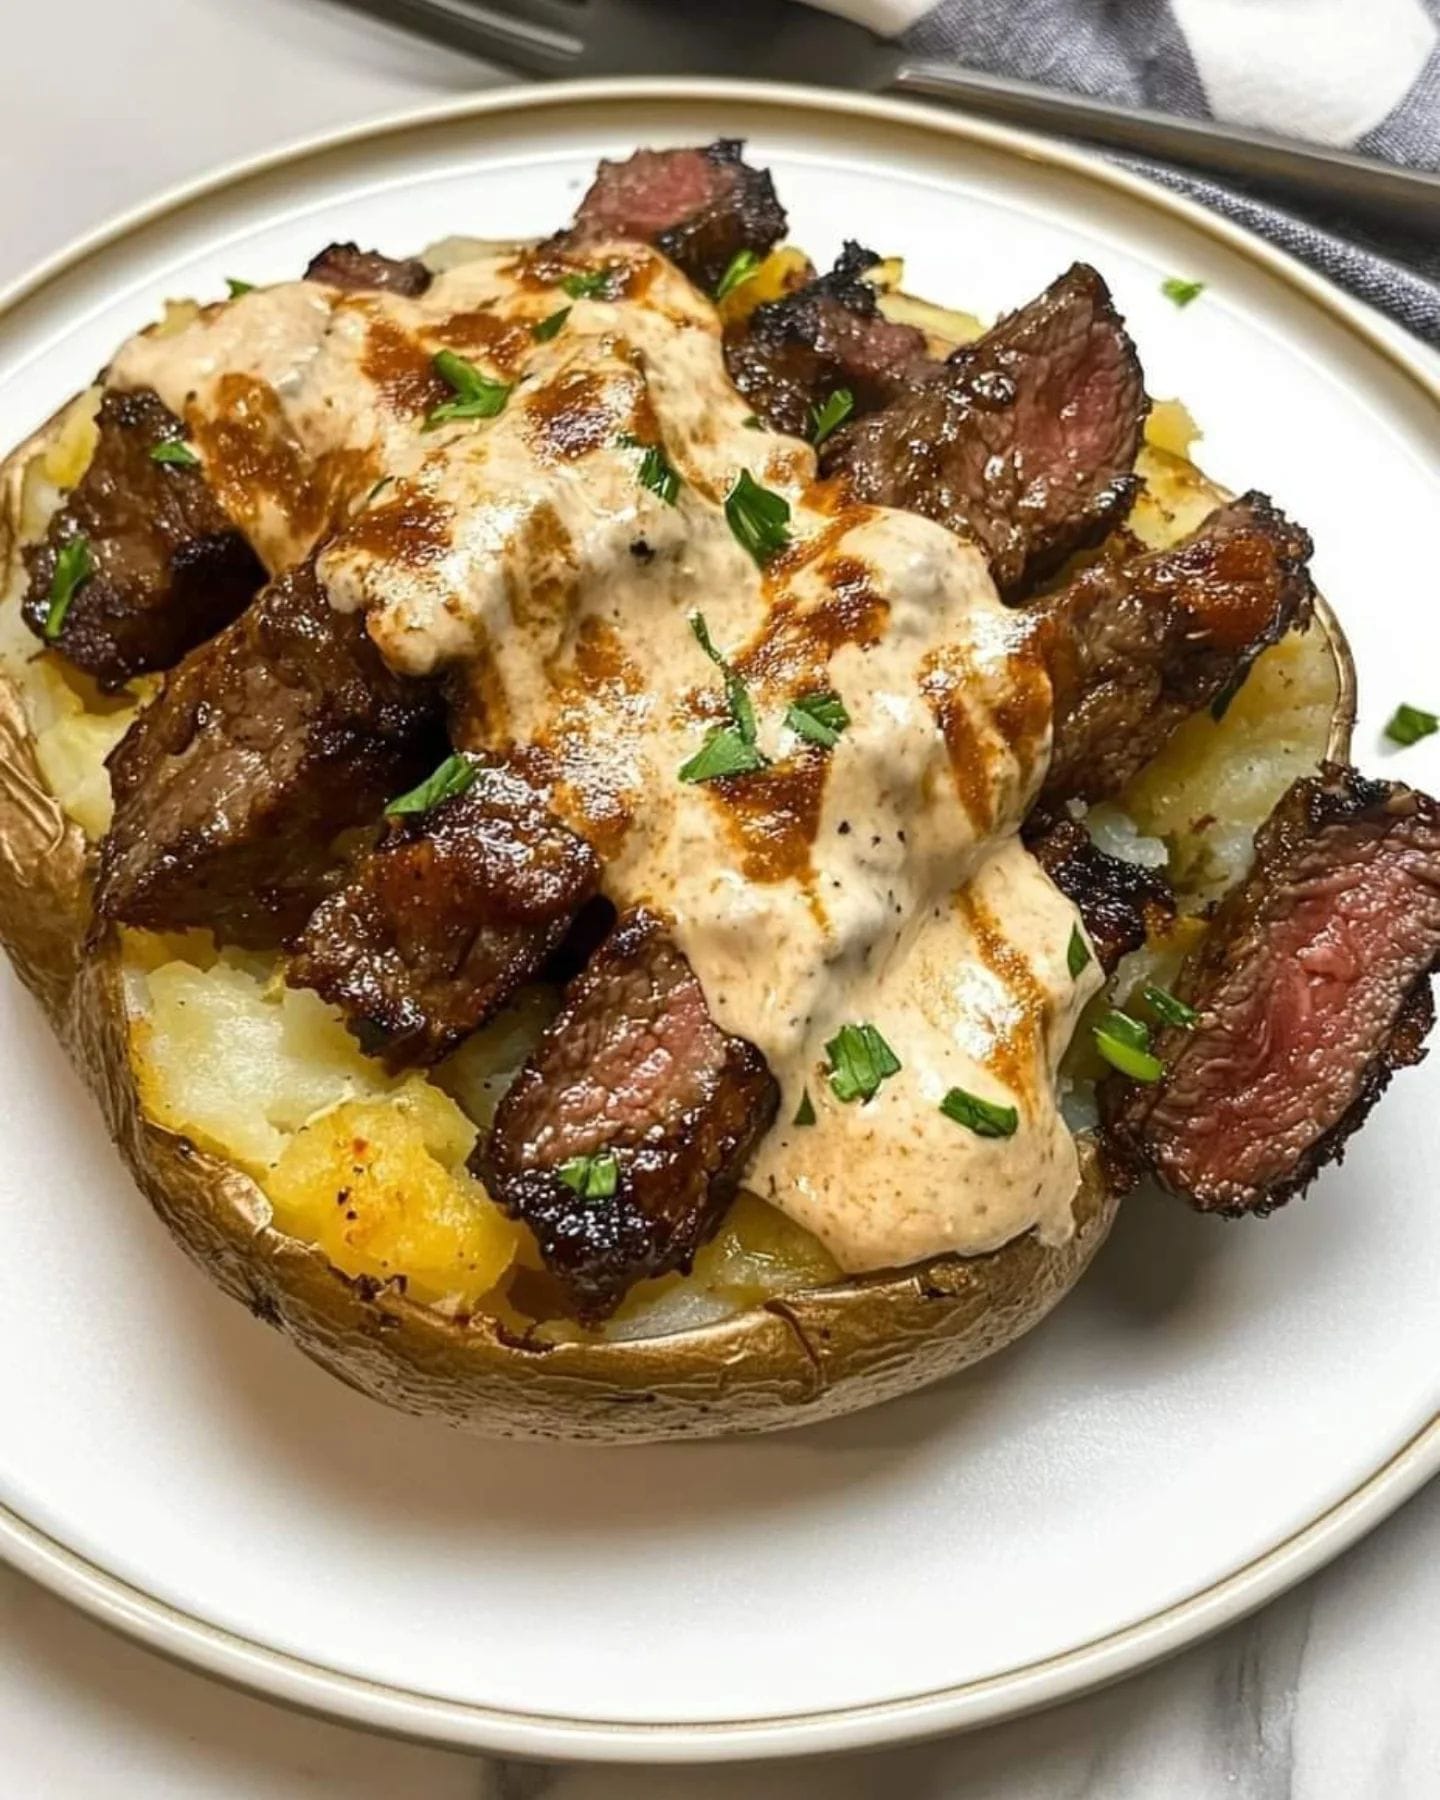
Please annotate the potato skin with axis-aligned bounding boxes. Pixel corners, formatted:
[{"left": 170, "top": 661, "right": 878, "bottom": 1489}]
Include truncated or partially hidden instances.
[{"left": 0, "top": 404, "right": 1338, "bottom": 1444}]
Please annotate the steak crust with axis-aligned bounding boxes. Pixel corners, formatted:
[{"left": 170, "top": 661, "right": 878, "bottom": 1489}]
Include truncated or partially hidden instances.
[
  {"left": 304, "top": 243, "right": 433, "bottom": 296},
  {"left": 1030, "top": 818, "right": 1174, "bottom": 973}
]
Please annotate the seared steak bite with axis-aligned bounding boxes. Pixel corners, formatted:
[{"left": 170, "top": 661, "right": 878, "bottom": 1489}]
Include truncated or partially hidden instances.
[
  {"left": 95, "top": 560, "right": 443, "bottom": 948},
  {"left": 303, "top": 242, "right": 432, "bottom": 296},
  {"left": 1037, "top": 493, "right": 1315, "bottom": 813},
  {"left": 476, "top": 908, "right": 779, "bottom": 1320},
  {"left": 288, "top": 758, "right": 600, "bottom": 1066},
  {"left": 1104, "top": 767, "right": 1440, "bottom": 1214},
  {"left": 724, "top": 241, "right": 931, "bottom": 440},
  {"left": 823, "top": 264, "right": 1147, "bottom": 597},
  {"left": 22, "top": 388, "right": 264, "bottom": 690},
  {"left": 570, "top": 139, "right": 787, "bottom": 292},
  {"left": 1030, "top": 818, "right": 1174, "bottom": 973}
]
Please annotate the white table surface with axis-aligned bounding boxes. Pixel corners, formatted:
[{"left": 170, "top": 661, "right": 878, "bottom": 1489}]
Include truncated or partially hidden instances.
[{"left": 2, "top": 4, "right": 1437, "bottom": 1794}]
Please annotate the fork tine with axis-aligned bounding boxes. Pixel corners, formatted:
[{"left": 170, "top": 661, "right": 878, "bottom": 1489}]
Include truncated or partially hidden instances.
[{"left": 337, "top": 0, "right": 582, "bottom": 76}]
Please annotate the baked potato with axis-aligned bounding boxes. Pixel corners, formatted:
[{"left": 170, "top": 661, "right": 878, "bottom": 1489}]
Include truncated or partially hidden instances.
[{"left": 0, "top": 143, "right": 1364, "bottom": 1443}]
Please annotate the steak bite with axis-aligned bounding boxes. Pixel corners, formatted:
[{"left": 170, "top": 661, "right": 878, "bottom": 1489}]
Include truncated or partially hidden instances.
[
  {"left": 288, "top": 758, "right": 600, "bottom": 1066},
  {"left": 1036, "top": 493, "right": 1315, "bottom": 813},
  {"left": 724, "top": 241, "right": 931, "bottom": 440},
  {"left": 476, "top": 908, "right": 779, "bottom": 1320},
  {"left": 823, "top": 264, "right": 1147, "bottom": 597},
  {"left": 570, "top": 139, "right": 787, "bottom": 292},
  {"left": 95, "top": 559, "right": 443, "bottom": 949},
  {"left": 1104, "top": 767, "right": 1440, "bottom": 1214},
  {"left": 1030, "top": 818, "right": 1174, "bottom": 973},
  {"left": 22, "top": 388, "right": 264, "bottom": 691},
  {"left": 303, "top": 242, "right": 433, "bottom": 296}
]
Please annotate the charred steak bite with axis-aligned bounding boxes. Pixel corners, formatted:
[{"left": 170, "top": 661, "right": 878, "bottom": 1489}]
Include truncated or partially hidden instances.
[
  {"left": 95, "top": 559, "right": 443, "bottom": 949},
  {"left": 22, "top": 388, "right": 264, "bottom": 691},
  {"left": 1104, "top": 767, "right": 1440, "bottom": 1214},
  {"left": 288, "top": 758, "right": 600, "bottom": 1067},
  {"left": 1030, "top": 818, "right": 1174, "bottom": 974},
  {"left": 570, "top": 139, "right": 787, "bottom": 292},
  {"left": 476, "top": 908, "right": 779, "bottom": 1321},
  {"left": 303, "top": 242, "right": 433, "bottom": 296},
  {"left": 1036, "top": 492, "right": 1314, "bottom": 814},
  {"left": 724, "top": 241, "right": 931, "bottom": 440},
  {"left": 823, "top": 264, "right": 1147, "bottom": 598}
]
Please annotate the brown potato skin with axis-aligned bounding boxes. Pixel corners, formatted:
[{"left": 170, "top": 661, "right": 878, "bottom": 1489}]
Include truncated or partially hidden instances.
[{"left": 0, "top": 406, "right": 1340, "bottom": 1444}]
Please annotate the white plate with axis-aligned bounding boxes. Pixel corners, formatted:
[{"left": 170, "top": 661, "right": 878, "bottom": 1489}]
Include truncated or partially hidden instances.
[{"left": 0, "top": 80, "right": 1437, "bottom": 1765}]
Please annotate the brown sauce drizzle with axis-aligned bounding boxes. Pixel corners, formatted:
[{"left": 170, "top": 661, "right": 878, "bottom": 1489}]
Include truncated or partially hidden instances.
[
  {"left": 190, "top": 373, "right": 328, "bottom": 560},
  {"left": 523, "top": 368, "right": 623, "bottom": 463},
  {"left": 432, "top": 306, "right": 534, "bottom": 378},
  {"left": 955, "top": 890, "right": 1049, "bottom": 1107},
  {"left": 713, "top": 751, "right": 827, "bottom": 885},
  {"left": 360, "top": 315, "right": 449, "bottom": 417},
  {"left": 334, "top": 488, "right": 454, "bottom": 569},
  {"left": 919, "top": 645, "right": 1000, "bottom": 833}
]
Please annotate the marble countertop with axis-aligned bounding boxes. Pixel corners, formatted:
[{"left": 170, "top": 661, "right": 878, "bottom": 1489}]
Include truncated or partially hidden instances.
[{"left": 2, "top": 3, "right": 1436, "bottom": 1793}]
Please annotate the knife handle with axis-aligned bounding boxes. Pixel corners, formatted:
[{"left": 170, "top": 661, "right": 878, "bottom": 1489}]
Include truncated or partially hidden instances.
[{"left": 891, "top": 62, "right": 1440, "bottom": 239}]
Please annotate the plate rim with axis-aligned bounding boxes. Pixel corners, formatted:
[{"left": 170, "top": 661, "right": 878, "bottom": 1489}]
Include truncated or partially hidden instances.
[{"left": 1, "top": 74, "right": 1436, "bottom": 1763}]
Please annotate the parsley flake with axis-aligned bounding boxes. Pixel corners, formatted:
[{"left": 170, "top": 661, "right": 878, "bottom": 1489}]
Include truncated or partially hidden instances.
[
  {"left": 715, "top": 249, "right": 761, "bottom": 302},
  {"left": 385, "top": 753, "right": 477, "bottom": 819},
  {"left": 1385, "top": 703, "right": 1439, "bottom": 748},
  {"left": 149, "top": 440, "right": 200, "bottom": 469},
  {"left": 939, "top": 1087, "right": 1019, "bottom": 1139},
  {"left": 225, "top": 277, "right": 255, "bottom": 298},
  {"left": 531, "top": 306, "right": 571, "bottom": 343},
  {"left": 725, "top": 468, "right": 791, "bottom": 565},
  {"left": 43, "top": 537, "right": 94, "bottom": 641},
  {"left": 619, "top": 434, "right": 681, "bottom": 506},
  {"left": 810, "top": 387, "right": 854, "bottom": 447},
  {"left": 556, "top": 1150, "right": 620, "bottom": 1200},
  {"left": 1142, "top": 984, "right": 1199, "bottom": 1030},
  {"left": 785, "top": 690, "right": 850, "bottom": 749},
  {"left": 1067, "top": 926, "right": 1092, "bottom": 980},
  {"left": 425, "top": 349, "right": 512, "bottom": 429},
  {"left": 561, "top": 267, "right": 614, "bottom": 301},
  {"left": 1162, "top": 277, "right": 1205, "bottom": 308},
  {"left": 1094, "top": 1009, "right": 1163, "bottom": 1083},
  {"left": 793, "top": 1088, "right": 817, "bottom": 1127},
  {"left": 678, "top": 727, "right": 768, "bottom": 784},
  {"left": 825, "top": 1022, "right": 901, "bottom": 1105}
]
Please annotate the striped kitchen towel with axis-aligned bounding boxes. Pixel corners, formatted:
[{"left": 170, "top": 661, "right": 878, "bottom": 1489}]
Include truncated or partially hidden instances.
[{"left": 822, "top": 0, "right": 1440, "bottom": 342}]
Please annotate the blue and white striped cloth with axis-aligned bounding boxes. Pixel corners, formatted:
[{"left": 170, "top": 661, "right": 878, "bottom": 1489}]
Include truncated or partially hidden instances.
[{"left": 817, "top": 0, "right": 1440, "bottom": 342}]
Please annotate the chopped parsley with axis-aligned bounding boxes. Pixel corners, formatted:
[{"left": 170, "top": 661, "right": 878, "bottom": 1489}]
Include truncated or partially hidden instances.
[
  {"left": 531, "top": 306, "right": 571, "bottom": 343},
  {"left": 1093, "top": 1009, "right": 1163, "bottom": 1083},
  {"left": 725, "top": 468, "right": 791, "bottom": 565},
  {"left": 619, "top": 434, "right": 681, "bottom": 506},
  {"left": 1161, "top": 277, "right": 1205, "bottom": 308},
  {"left": 42, "top": 537, "right": 94, "bottom": 641},
  {"left": 149, "top": 440, "right": 200, "bottom": 469},
  {"left": 678, "top": 611, "right": 768, "bottom": 784},
  {"left": 1067, "top": 925, "right": 1091, "bottom": 980},
  {"left": 939, "top": 1087, "right": 1019, "bottom": 1139},
  {"left": 425, "top": 349, "right": 512, "bottom": 429},
  {"left": 793, "top": 1088, "right": 817, "bottom": 1127},
  {"left": 825, "top": 1022, "right": 901, "bottom": 1105},
  {"left": 742, "top": 414, "right": 763, "bottom": 430},
  {"left": 715, "top": 248, "right": 761, "bottom": 302},
  {"left": 561, "top": 267, "right": 614, "bottom": 301},
  {"left": 556, "top": 1150, "right": 620, "bottom": 1200},
  {"left": 225, "top": 277, "right": 255, "bottom": 297},
  {"left": 1384, "top": 703, "right": 1438, "bottom": 748},
  {"left": 385, "top": 752, "right": 476, "bottom": 818},
  {"left": 810, "top": 387, "right": 854, "bottom": 447},
  {"left": 1142, "top": 984, "right": 1199, "bottom": 1030},
  {"left": 785, "top": 690, "right": 849, "bottom": 749}
]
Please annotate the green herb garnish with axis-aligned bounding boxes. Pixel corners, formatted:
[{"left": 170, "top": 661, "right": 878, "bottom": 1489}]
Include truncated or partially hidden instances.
[
  {"left": 1161, "top": 277, "right": 1205, "bottom": 308},
  {"left": 1142, "top": 984, "right": 1199, "bottom": 1030},
  {"left": 1384, "top": 703, "right": 1439, "bottom": 747},
  {"left": 715, "top": 249, "right": 761, "bottom": 302},
  {"left": 149, "top": 440, "right": 200, "bottom": 468},
  {"left": 1067, "top": 926, "right": 1091, "bottom": 980},
  {"left": 793, "top": 1088, "right": 817, "bottom": 1127},
  {"left": 810, "top": 387, "right": 854, "bottom": 447},
  {"left": 531, "top": 306, "right": 571, "bottom": 343},
  {"left": 556, "top": 1150, "right": 620, "bottom": 1200},
  {"left": 742, "top": 414, "right": 763, "bottom": 430},
  {"left": 939, "top": 1087, "right": 1019, "bottom": 1139},
  {"left": 225, "top": 277, "right": 255, "bottom": 298},
  {"left": 385, "top": 752, "right": 477, "bottom": 818},
  {"left": 825, "top": 1023, "right": 901, "bottom": 1105},
  {"left": 1094, "top": 1009, "right": 1163, "bottom": 1083},
  {"left": 561, "top": 267, "right": 614, "bottom": 301},
  {"left": 785, "top": 690, "right": 849, "bottom": 749},
  {"left": 725, "top": 468, "right": 791, "bottom": 565},
  {"left": 677, "top": 727, "right": 769, "bottom": 784},
  {"left": 42, "top": 537, "right": 94, "bottom": 641},
  {"left": 689, "top": 611, "right": 758, "bottom": 745},
  {"left": 425, "top": 349, "right": 512, "bottom": 428},
  {"left": 619, "top": 434, "right": 681, "bottom": 506}
]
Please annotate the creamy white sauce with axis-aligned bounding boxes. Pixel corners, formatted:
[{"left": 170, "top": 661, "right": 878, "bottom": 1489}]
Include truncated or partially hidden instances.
[{"left": 106, "top": 244, "right": 1103, "bottom": 1272}]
